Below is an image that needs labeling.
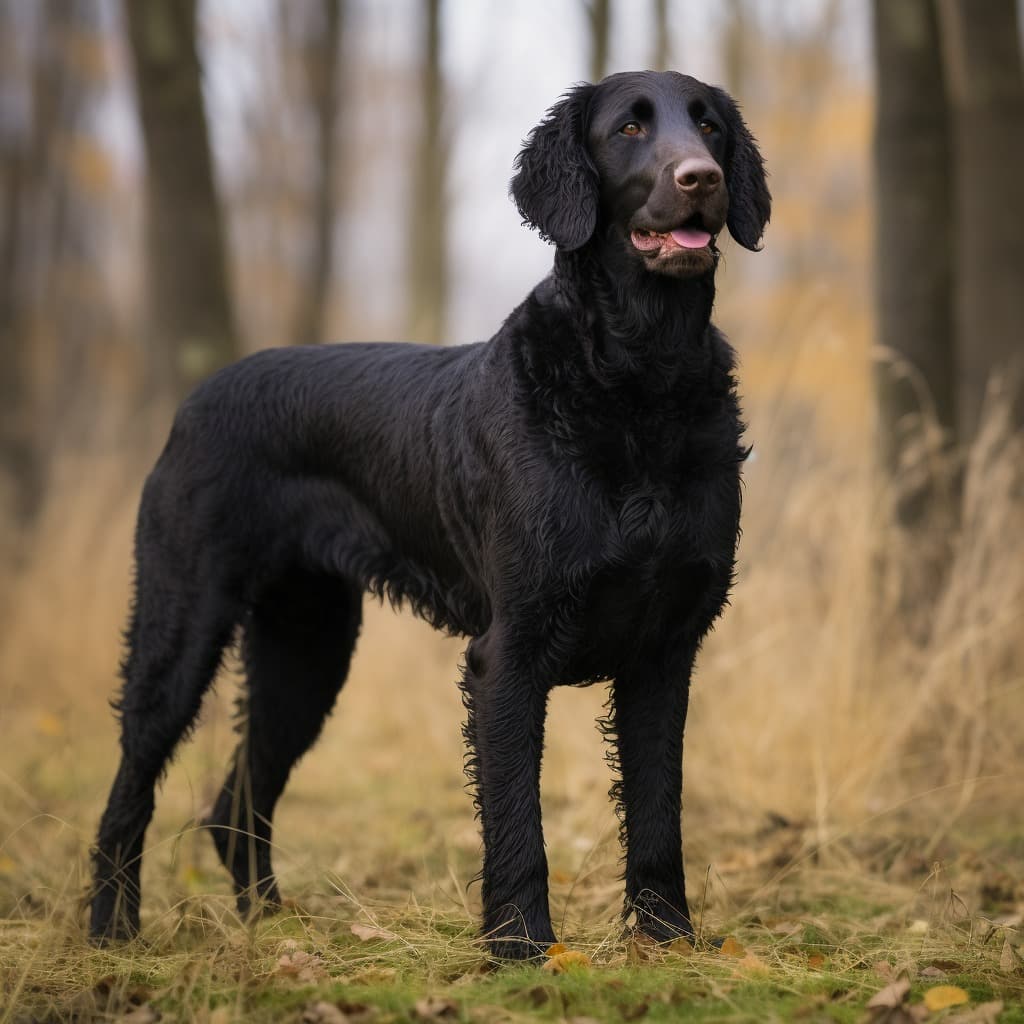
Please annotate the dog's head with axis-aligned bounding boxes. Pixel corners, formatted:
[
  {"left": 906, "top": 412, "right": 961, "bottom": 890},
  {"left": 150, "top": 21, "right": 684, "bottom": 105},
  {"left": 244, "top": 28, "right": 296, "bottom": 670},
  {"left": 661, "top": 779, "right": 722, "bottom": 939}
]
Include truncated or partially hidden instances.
[{"left": 510, "top": 71, "right": 770, "bottom": 278}]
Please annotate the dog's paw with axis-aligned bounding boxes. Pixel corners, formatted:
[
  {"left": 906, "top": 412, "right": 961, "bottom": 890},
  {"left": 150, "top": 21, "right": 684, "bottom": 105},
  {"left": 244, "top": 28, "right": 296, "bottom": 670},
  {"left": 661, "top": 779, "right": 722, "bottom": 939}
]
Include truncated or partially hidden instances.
[
  {"left": 236, "top": 887, "right": 283, "bottom": 923},
  {"left": 486, "top": 935, "right": 557, "bottom": 962},
  {"left": 630, "top": 898, "right": 695, "bottom": 946},
  {"left": 88, "top": 913, "right": 141, "bottom": 946}
]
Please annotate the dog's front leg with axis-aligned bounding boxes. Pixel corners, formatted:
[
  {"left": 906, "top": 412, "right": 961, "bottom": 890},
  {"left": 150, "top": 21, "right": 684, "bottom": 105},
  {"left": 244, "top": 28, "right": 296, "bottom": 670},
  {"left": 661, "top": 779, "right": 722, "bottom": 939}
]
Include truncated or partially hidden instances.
[
  {"left": 461, "top": 630, "right": 555, "bottom": 960},
  {"left": 612, "top": 650, "right": 696, "bottom": 943}
]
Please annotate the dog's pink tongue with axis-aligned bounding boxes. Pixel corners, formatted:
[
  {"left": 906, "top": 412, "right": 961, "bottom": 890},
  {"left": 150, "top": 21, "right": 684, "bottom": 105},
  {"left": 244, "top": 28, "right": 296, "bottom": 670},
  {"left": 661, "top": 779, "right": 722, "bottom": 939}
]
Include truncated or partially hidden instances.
[{"left": 670, "top": 227, "right": 711, "bottom": 249}]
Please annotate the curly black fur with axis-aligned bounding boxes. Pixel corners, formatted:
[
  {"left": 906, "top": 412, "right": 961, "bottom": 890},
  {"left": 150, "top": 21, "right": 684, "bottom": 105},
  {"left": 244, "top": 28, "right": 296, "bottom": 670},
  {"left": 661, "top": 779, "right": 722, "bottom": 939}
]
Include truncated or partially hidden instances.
[{"left": 89, "top": 71, "right": 769, "bottom": 960}]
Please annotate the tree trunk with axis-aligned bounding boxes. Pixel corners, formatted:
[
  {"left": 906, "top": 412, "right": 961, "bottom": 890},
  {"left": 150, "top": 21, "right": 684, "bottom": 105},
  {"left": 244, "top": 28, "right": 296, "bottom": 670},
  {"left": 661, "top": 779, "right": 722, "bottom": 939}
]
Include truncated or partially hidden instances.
[
  {"left": 721, "top": 0, "right": 747, "bottom": 96},
  {"left": 123, "top": 0, "right": 240, "bottom": 400},
  {"left": 871, "top": 0, "right": 959, "bottom": 626},
  {"left": 290, "top": 0, "right": 343, "bottom": 347},
  {"left": 651, "top": 0, "right": 669, "bottom": 71},
  {"left": 0, "top": 0, "right": 82, "bottom": 526},
  {"left": 586, "top": 0, "right": 611, "bottom": 82},
  {"left": 407, "top": 0, "right": 447, "bottom": 346},
  {"left": 872, "top": 0, "right": 956, "bottom": 517},
  {"left": 937, "top": 0, "right": 1024, "bottom": 442}
]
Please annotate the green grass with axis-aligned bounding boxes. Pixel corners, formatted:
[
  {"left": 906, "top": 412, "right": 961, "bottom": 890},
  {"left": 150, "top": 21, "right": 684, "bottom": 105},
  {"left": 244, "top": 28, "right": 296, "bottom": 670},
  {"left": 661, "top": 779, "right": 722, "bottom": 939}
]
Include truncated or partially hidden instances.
[{"left": 3, "top": 819, "right": 1023, "bottom": 1022}]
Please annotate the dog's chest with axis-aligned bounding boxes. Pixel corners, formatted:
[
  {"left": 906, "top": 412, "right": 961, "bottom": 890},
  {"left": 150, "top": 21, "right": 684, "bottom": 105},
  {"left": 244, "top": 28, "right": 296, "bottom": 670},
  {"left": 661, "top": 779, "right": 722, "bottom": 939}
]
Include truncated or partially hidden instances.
[{"left": 555, "top": 469, "right": 739, "bottom": 679}]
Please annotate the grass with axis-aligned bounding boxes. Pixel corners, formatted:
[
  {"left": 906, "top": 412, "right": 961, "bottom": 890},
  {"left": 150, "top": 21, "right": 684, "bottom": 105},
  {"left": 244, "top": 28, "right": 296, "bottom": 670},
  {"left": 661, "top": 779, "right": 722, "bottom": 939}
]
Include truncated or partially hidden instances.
[{"left": 1, "top": 356, "right": 1023, "bottom": 1020}]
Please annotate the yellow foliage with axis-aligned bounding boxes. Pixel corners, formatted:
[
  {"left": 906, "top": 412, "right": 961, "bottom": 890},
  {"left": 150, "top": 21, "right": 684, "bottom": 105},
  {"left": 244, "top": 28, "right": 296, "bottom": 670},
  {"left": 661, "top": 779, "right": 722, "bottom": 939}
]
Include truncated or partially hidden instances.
[{"left": 923, "top": 986, "right": 969, "bottom": 1011}]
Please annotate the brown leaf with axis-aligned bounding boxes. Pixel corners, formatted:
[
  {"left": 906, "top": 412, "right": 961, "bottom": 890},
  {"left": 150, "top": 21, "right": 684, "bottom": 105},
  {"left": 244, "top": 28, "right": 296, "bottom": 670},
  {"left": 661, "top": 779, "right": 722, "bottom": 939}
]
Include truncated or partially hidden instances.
[
  {"left": 873, "top": 962, "right": 897, "bottom": 982},
  {"left": 518, "top": 985, "right": 557, "bottom": 1008},
  {"left": 867, "top": 978, "right": 911, "bottom": 1009},
  {"left": 807, "top": 954, "right": 826, "bottom": 970},
  {"left": 302, "top": 1003, "right": 349, "bottom": 1024},
  {"left": 923, "top": 986, "right": 969, "bottom": 1011},
  {"left": 620, "top": 998, "right": 650, "bottom": 1021},
  {"left": 118, "top": 1007, "right": 161, "bottom": 1024},
  {"left": 413, "top": 996, "right": 459, "bottom": 1020},
  {"left": 735, "top": 952, "right": 770, "bottom": 975},
  {"left": 999, "top": 937, "right": 1021, "bottom": 974},
  {"left": 868, "top": 974, "right": 909, "bottom": 1007},
  {"left": 928, "top": 959, "right": 964, "bottom": 974},
  {"left": 862, "top": 978, "right": 930, "bottom": 1024},
  {"left": 337, "top": 1002, "right": 378, "bottom": 1024},
  {"left": 946, "top": 1001, "right": 1004, "bottom": 1023},
  {"left": 351, "top": 923, "right": 399, "bottom": 942},
  {"left": 718, "top": 936, "right": 746, "bottom": 958},
  {"left": 467, "top": 1006, "right": 516, "bottom": 1024},
  {"left": 626, "top": 935, "right": 658, "bottom": 964},
  {"left": 276, "top": 950, "right": 328, "bottom": 984},
  {"left": 770, "top": 920, "right": 802, "bottom": 935}
]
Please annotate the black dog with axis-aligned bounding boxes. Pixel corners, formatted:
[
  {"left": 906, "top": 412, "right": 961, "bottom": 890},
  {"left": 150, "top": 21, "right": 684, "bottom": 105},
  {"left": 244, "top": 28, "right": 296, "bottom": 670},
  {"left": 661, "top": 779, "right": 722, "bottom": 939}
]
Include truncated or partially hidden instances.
[{"left": 90, "top": 71, "right": 769, "bottom": 959}]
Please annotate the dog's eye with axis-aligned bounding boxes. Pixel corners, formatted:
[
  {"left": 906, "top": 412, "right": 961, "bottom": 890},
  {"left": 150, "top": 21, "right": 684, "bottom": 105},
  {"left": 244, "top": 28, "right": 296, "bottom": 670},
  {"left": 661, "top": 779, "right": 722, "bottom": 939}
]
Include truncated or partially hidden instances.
[
  {"left": 698, "top": 119, "right": 718, "bottom": 135},
  {"left": 619, "top": 122, "right": 643, "bottom": 137}
]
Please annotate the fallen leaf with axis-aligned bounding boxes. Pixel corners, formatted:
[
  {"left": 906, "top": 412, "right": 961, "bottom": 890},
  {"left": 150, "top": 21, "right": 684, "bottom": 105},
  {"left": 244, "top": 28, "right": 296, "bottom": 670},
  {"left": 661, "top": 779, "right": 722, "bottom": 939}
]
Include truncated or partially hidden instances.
[
  {"left": 867, "top": 978, "right": 912, "bottom": 1009},
  {"left": 200, "top": 1008, "right": 233, "bottom": 1024},
  {"left": 770, "top": 920, "right": 802, "bottom": 935},
  {"left": 117, "top": 1007, "right": 160, "bottom": 1024},
  {"left": 946, "top": 1001, "right": 1004, "bottom": 1023},
  {"left": 413, "top": 996, "right": 459, "bottom": 1020},
  {"left": 620, "top": 998, "right": 650, "bottom": 1021},
  {"left": 999, "top": 937, "right": 1021, "bottom": 974},
  {"left": 736, "top": 952, "right": 770, "bottom": 975},
  {"left": 542, "top": 950, "right": 591, "bottom": 974},
  {"left": 862, "top": 978, "right": 930, "bottom": 1024},
  {"left": 517, "top": 985, "right": 557, "bottom": 1008},
  {"left": 351, "top": 923, "right": 399, "bottom": 942},
  {"left": 302, "top": 1003, "right": 348, "bottom": 1024},
  {"left": 667, "top": 937, "right": 693, "bottom": 955},
  {"left": 807, "top": 954, "right": 826, "bottom": 970},
  {"left": 928, "top": 959, "right": 964, "bottom": 974},
  {"left": 337, "top": 1002, "right": 378, "bottom": 1024},
  {"left": 718, "top": 937, "right": 746, "bottom": 958},
  {"left": 468, "top": 1006, "right": 515, "bottom": 1023},
  {"left": 625, "top": 939, "right": 649, "bottom": 965},
  {"left": 276, "top": 950, "right": 328, "bottom": 984},
  {"left": 923, "top": 986, "right": 969, "bottom": 1011}
]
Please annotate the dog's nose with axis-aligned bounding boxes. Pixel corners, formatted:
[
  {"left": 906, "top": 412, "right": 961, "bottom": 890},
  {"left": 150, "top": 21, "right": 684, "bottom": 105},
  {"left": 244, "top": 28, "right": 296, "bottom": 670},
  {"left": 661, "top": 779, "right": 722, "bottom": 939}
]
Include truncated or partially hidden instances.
[{"left": 675, "top": 157, "right": 722, "bottom": 194}]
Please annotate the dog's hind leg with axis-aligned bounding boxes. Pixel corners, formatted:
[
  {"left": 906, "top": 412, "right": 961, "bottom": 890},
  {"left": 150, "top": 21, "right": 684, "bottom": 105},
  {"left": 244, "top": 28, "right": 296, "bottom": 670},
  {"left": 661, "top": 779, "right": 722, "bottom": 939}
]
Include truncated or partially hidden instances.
[
  {"left": 205, "top": 569, "right": 362, "bottom": 919},
  {"left": 90, "top": 552, "right": 238, "bottom": 942}
]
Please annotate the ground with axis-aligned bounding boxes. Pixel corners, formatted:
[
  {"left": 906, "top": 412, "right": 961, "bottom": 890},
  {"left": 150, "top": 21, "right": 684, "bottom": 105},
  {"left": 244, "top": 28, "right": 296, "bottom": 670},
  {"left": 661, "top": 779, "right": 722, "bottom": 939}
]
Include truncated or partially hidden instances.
[{"left": 2, "top": 599, "right": 1022, "bottom": 1023}]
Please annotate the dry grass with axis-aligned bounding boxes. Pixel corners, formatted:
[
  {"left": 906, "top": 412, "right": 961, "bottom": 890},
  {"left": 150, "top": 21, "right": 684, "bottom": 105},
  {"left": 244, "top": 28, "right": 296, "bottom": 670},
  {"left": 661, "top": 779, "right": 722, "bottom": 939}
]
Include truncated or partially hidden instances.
[{"left": 1, "top": 363, "right": 1023, "bottom": 1020}]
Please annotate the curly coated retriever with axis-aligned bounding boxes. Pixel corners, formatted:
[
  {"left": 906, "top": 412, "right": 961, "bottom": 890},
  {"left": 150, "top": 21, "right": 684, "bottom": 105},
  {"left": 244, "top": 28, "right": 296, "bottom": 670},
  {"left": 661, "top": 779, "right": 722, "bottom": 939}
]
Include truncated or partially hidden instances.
[{"left": 90, "top": 70, "right": 770, "bottom": 959}]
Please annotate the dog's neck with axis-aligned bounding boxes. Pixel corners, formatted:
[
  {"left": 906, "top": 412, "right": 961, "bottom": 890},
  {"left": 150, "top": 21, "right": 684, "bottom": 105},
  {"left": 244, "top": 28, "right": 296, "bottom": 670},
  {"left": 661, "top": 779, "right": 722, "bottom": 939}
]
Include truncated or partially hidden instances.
[{"left": 549, "top": 242, "right": 719, "bottom": 395}]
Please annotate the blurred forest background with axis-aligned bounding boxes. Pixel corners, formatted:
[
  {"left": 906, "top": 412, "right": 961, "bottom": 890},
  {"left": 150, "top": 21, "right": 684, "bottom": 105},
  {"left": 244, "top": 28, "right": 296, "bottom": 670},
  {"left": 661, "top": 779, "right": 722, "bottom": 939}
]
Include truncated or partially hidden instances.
[{"left": 1, "top": 0, "right": 1023, "bottom": 976}]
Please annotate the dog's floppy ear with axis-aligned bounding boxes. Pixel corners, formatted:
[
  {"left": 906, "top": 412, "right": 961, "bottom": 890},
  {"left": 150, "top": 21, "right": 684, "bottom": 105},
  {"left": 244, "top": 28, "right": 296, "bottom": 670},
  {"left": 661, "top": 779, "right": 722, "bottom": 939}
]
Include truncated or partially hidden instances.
[
  {"left": 709, "top": 87, "right": 771, "bottom": 251},
  {"left": 510, "top": 84, "right": 599, "bottom": 251}
]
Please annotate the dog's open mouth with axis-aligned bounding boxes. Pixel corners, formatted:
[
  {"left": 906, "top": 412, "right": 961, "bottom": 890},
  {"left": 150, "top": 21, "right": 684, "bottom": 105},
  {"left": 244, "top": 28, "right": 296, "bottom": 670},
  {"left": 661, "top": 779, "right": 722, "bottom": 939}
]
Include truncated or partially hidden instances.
[{"left": 631, "top": 215, "right": 714, "bottom": 255}]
